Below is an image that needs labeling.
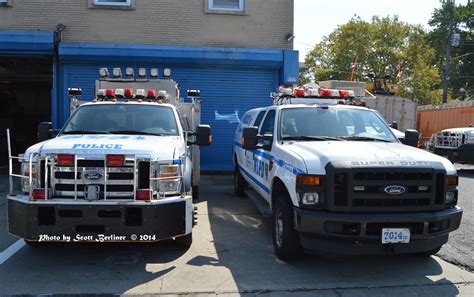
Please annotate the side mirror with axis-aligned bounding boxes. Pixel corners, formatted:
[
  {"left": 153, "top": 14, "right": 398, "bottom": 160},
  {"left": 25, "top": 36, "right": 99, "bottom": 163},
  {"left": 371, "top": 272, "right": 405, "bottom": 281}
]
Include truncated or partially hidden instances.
[
  {"left": 242, "top": 127, "right": 259, "bottom": 150},
  {"left": 37, "top": 122, "right": 52, "bottom": 142},
  {"left": 260, "top": 134, "right": 274, "bottom": 151},
  {"left": 404, "top": 129, "right": 420, "bottom": 147},
  {"left": 193, "top": 125, "right": 211, "bottom": 146},
  {"left": 390, "top": 121, "right": 398, "bottom": 130}
]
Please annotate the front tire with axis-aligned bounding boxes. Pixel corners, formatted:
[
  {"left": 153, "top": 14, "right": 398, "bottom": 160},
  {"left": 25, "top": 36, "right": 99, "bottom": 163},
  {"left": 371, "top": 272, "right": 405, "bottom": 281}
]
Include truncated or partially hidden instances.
[
  {"left": 175, "top": 233, "right": 193, "bottom": 248},
  {"left": 234, "top": 164, "right": 247, "bottom": 197},
  {"left": 272, "top": 192, "right": 303, "bottom": 261}
]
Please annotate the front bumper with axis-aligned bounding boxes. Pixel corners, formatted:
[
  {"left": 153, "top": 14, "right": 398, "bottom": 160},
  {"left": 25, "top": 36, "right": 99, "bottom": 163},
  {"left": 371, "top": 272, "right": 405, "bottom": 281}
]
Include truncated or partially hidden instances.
[
  {"left": 7, "top": 194, "right": 194, "bottom": 242},
  {"left": 434, "top": 144, "right": 474, "bottom": 164},
  {"left": 295, "top": 206, "right": 463, "bottom": 254}
]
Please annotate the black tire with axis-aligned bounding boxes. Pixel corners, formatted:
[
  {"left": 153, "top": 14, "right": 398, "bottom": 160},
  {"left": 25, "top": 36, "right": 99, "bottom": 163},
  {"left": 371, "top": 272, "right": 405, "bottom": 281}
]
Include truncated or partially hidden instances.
[
  {"left": 234, "top": 164, "right": 247, "bottom": 197},
  {"left": 272, "top": 192, "right": 303, "bottom": 261},
  {"left": 175, "top": 233, "right": 193, "bottom": 248},
  {"left": 192, "top": 185, "right": 199, "bottom": 201},
  {"left": 415, "top": 246, "right": 442, "bottom": 257}
]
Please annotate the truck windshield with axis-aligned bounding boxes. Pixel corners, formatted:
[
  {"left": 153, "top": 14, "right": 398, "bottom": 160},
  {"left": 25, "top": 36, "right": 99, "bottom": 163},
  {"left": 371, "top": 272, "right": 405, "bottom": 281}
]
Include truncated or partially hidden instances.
[
  {"left": 280, "top": 107, "right": 397, "bottom": 142},
  {"left": 62, "top": 104, "right": 179, "bottom": 136}
]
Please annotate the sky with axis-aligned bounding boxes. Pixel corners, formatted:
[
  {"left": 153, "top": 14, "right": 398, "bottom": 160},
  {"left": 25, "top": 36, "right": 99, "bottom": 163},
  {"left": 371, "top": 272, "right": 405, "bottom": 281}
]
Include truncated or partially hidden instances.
[{"left": 294, "top": 0, "right": 470, "bottom": 61}]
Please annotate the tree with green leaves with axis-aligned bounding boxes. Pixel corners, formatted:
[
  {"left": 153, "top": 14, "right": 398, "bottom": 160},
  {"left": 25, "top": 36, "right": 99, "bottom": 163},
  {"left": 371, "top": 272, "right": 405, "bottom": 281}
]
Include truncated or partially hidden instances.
[
  {"left": 429, "top": 0, "right": 474, "bottom": 100},
  {"left": 301, "top": 16, "right": 441, "bottom": 105}
]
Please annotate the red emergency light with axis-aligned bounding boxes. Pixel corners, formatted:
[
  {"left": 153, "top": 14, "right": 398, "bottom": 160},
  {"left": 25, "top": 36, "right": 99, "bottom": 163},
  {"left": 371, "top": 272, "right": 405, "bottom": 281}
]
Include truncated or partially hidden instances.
[
  {"left": 32, "top": 189, "right": 46, "bottom": 200},
  {"left": 105, "top": 89, "right": 115, "bottom": 98},
  {"left": 57, "top": 154, "right": 74, "bottom": 166},
  {"left": 136, "top": 189, "right": 152, "bottom": 201},
  {"left": 107, "top": 154, "right": 125, "bottom": 166},
  {"left": 146, "top": 89, "right": 157, "bottom": 99},
  {"left": 124, "top": 88, "right": 134, "bottom": 99}
]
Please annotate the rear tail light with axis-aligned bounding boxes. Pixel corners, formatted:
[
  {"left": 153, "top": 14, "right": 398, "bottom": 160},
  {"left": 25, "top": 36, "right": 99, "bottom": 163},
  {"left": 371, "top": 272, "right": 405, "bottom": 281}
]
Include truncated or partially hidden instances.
[
  {"left": 136, "top": 189, "right": 152, "bottom": 201},
  {"left": 33, "top": 189, "right": 46, "bottom": 200},
  {"left": 107, "top": 154, "right": 125, "bottom": 166},
  {"left": 57, "top": 154, "right": 74, "bottom": 166}
]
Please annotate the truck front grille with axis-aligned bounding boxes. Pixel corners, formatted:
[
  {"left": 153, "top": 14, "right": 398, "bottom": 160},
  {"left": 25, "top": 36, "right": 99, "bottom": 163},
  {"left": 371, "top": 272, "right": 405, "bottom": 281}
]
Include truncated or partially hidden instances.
[
  {"left": 327, "top": 164, "right": 446, "bottom": 212},
  {"left": 49, "top": 159, "right": 149, "bottom": 200}
]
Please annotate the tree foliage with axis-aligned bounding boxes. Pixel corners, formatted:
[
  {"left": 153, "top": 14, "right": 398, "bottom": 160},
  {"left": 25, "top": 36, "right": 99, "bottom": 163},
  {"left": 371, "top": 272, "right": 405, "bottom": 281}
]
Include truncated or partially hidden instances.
[
  {"left": 428, "top": 0, "right": 474, "bottom": 100},
  {"left": 301, "top": 16, "right": 441, "bottom": 105}
]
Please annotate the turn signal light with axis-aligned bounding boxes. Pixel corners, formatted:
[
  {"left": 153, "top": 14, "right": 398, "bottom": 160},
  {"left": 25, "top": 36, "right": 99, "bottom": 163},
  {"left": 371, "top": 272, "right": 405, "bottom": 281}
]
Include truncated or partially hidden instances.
[
  {"left": 32, "top": 189, "right": 46, "bottom": 200},
  {"left": 57, "top": 154, "right": 74, "bottom": 166},
  {"left": 447, "top": 175, "right": 458, "bottom": 186},
  {"left": 107, "top": 154, "right": 125, "bottom": 166},
  {"left": 296, "top": 175, "right": 322, "bottom": 186},
  {"left": 136, "top": 189, "right": 152, "bottom": 201}
]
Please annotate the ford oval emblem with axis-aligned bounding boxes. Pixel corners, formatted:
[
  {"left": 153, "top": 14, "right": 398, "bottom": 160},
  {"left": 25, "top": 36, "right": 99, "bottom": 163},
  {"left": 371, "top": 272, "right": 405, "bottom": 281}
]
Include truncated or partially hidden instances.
[
  {"left": 384, "top": 185, "right": 406, "bottom": 195},
  {"left": 83, "top": 170, "right": 104, "bottom": 181}
]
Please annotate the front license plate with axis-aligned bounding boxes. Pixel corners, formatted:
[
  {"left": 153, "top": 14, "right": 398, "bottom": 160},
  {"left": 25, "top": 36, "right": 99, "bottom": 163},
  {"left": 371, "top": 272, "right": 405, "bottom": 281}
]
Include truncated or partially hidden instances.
[{"left": 381, "top": 228, "right": 410, "bottom": 244}]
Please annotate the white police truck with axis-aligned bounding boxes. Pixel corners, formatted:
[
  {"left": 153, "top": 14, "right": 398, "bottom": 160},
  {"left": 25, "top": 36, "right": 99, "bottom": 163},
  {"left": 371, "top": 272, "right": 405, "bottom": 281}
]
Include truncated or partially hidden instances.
[
  {"left": 7, "top": 67, "right": 211, "bottom": 247},
  {"left": 233, "top": 86, "right": 463, "bottom": 260}
]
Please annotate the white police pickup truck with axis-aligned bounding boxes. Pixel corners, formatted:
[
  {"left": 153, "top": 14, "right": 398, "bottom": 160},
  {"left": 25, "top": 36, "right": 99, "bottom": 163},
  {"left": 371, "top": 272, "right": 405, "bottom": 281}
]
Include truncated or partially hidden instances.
[
  {"left": 7, "top": 67, "right": 211, "bottom": 247},
  {"left": 233, "top": 87, "right": 462, "bottom": 260}
]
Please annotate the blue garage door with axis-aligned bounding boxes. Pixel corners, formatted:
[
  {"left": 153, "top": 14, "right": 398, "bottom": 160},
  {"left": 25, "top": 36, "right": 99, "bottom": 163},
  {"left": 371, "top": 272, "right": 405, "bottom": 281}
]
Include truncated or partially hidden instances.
[{"left": 63, "top": 63, "right": 278, "bottom": 171}]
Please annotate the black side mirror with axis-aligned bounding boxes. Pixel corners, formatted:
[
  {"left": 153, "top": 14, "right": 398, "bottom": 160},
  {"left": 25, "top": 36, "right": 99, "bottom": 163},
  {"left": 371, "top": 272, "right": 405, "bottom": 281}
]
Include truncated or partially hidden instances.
[
  {"left": 37, "top": 122, "right": 52, "bottom": 142},
  {"left": 404, "top": 129, "right": 420, "bottom": 147},
  {"left": 260, "top": 134, "right": 274, "bottom": 151},
  {"left": 242, "top": 127, "right": 259, "bottom": 150},
  {"left": 391, "top": 121, "right": 398, "bottom": 130},
  {"left": 192, "top": 125, "right": 211, "bottom": 146}
]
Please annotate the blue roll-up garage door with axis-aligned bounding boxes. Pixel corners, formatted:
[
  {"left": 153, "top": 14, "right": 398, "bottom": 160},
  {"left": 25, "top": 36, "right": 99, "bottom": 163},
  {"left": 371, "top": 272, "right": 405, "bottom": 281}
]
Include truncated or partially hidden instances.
[{"left": 63, "top": 63, "right": 278, "bottom": 171}]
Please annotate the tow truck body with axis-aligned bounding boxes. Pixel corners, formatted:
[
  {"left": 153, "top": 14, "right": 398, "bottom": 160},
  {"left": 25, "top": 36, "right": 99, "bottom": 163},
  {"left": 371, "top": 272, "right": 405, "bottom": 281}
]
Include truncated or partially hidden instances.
[{"left": 7, "top": 67, "right": 211, "bottom": 246}]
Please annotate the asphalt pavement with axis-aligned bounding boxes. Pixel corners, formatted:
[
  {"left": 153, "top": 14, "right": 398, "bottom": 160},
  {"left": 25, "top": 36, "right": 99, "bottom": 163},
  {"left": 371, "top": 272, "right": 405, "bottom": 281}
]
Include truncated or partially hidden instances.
[
  {"left": 0, "top": 170, "right": 473, "bottom": 295},
  {"left": 437, "top": 164, "right": 474, "bottom": 271}
]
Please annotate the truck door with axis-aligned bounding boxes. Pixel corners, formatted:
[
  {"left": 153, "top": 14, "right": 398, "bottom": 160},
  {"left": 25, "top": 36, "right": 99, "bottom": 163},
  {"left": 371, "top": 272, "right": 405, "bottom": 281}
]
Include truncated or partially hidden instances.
[{"left": 248, "top": 109, "right": 275, "bottom": 200}]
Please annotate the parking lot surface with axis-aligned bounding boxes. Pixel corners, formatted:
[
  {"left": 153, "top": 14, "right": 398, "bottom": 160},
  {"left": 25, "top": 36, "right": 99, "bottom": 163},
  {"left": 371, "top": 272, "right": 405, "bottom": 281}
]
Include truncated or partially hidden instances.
[{"left": 1, "top": 172, "right": 474, "bottom": 296}]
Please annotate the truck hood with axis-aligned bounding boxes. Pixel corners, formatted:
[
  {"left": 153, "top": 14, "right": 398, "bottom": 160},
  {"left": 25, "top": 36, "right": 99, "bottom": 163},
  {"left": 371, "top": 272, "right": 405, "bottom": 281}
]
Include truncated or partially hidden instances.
[
  {"left": 286, "top": 141, "right": 456, "bottom": 175},
  {"left": 26, "top": 134, "right": 183, "bottom": 161}
]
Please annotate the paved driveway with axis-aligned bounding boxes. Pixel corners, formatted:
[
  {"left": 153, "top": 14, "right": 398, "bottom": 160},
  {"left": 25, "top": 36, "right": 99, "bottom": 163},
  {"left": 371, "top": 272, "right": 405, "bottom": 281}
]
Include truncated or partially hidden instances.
[{"left": 0, "top": 174, "right": 473, "bottom": 296}]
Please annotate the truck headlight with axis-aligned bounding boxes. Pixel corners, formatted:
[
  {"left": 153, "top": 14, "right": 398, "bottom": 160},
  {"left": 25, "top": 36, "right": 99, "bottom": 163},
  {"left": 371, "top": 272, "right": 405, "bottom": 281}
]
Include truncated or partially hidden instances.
[
  {"left": 465, "top": 132, "right": 474, "bottom": 144},
  {"left": 446, "top": 191, "right": 457, "bottom": 206},
  {"left": 302, "top": 192, "right": 320, "bottom": 205},
  {"left": 21, "top": 162, "right": 37, "bottom": 193},
  {"left": 158, "top": 164, "right": 181, "bottom": 196}
]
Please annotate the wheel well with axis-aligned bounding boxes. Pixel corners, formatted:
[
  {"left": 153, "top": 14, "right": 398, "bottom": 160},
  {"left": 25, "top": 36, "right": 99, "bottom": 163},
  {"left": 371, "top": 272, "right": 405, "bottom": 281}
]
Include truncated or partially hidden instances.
[{"left": 272, "top": 178, "right": 290, "bottom": 208}]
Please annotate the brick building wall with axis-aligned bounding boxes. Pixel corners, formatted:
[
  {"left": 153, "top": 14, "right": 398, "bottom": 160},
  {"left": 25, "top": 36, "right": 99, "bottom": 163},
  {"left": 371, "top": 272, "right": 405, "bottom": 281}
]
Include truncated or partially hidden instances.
[{"left": 0, "top": 0, "right": 294, "bottom": 49}]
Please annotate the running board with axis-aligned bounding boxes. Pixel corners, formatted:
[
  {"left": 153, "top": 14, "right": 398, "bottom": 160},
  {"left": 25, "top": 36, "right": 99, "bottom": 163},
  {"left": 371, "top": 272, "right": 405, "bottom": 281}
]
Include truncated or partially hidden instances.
[{"left": 244, "top": 188, "right": 272, "bottom": 218}]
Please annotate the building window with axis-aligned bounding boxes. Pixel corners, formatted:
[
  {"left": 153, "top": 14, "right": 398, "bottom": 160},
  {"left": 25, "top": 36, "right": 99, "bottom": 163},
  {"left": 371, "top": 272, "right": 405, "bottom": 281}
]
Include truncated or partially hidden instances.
[
  {"left": 93, "top": 0, "right": 132, "bottom": 7},
  {"left": 208, "top": 0, "right": 244, "bottom": 12}
]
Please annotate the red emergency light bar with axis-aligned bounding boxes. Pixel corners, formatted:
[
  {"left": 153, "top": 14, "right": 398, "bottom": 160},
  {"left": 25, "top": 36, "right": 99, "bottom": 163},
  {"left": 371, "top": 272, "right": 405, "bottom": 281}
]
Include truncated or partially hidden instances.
[
  {"left": 105, "top": 89, "right": 115, "bottom": 98},
  {"left": 124, "top": 88, "right": 134, "bottom": 98}
]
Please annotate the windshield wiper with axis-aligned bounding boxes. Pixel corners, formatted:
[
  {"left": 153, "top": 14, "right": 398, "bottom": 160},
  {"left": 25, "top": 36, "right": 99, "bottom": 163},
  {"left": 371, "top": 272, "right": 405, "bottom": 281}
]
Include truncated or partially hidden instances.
[
  {"left": 339, "top": 136, "right": 391, "bottom": 142},
  {"left": 62, "top": 130, "right": 107, "bottom": 135},
  {"left": 108, "top": 130, "right": 164, "bottom": 136},
  {"left": 282, "top": 135, "right": 342, "bottom": 141}
]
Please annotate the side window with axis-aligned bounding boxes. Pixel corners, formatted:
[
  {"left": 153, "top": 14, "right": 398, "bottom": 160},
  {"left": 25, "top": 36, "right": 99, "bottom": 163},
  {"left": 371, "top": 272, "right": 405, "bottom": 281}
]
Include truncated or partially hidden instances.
[
  {"left": 253, "top": 111, "right": 266, "bottom": 128},
  {"left": 259, "top": 110, "right": 276, "bottom": 135}
]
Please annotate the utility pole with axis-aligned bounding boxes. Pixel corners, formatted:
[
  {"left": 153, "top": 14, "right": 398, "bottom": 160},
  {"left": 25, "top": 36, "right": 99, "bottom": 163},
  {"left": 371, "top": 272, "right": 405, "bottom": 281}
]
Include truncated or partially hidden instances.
[{"left": 442, "top": 0, "right": 455, "bottom": 103}]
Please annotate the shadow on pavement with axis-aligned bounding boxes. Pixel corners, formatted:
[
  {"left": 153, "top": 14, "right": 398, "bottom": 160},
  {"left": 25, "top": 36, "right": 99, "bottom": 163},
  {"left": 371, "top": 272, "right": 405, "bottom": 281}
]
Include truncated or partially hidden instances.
[{"left": 194, "top": 175, "right": 461, "bottom": 295}]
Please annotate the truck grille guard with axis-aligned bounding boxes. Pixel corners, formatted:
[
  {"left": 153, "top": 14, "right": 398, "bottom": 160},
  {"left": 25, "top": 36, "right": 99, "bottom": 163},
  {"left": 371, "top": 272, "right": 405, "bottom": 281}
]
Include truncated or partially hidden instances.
[
  {"left": 435, "top": 131, "right": 465, "bottom": 149},
  {"left": 7, "top": 129, "right": 187, "bottom": 201}
]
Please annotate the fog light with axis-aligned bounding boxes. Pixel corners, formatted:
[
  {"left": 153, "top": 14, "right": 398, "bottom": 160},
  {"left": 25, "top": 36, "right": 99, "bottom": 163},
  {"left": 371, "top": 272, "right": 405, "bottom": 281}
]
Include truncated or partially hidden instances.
[
  {"left": 302, "top": 192, "right": 319, "bottom": 205},
  {"left": 446, "top": 191, "right": 456, "bottom": 204}
]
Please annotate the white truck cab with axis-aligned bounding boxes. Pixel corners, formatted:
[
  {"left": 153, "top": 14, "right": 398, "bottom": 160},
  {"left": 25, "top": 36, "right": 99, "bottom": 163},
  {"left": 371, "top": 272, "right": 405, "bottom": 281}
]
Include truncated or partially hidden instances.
[
  {"left": 7, "top": 67, "right": 211, "bottom": 247},
  {"left": 233, "top": 88, "right": 462, "bottom": 261}
]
